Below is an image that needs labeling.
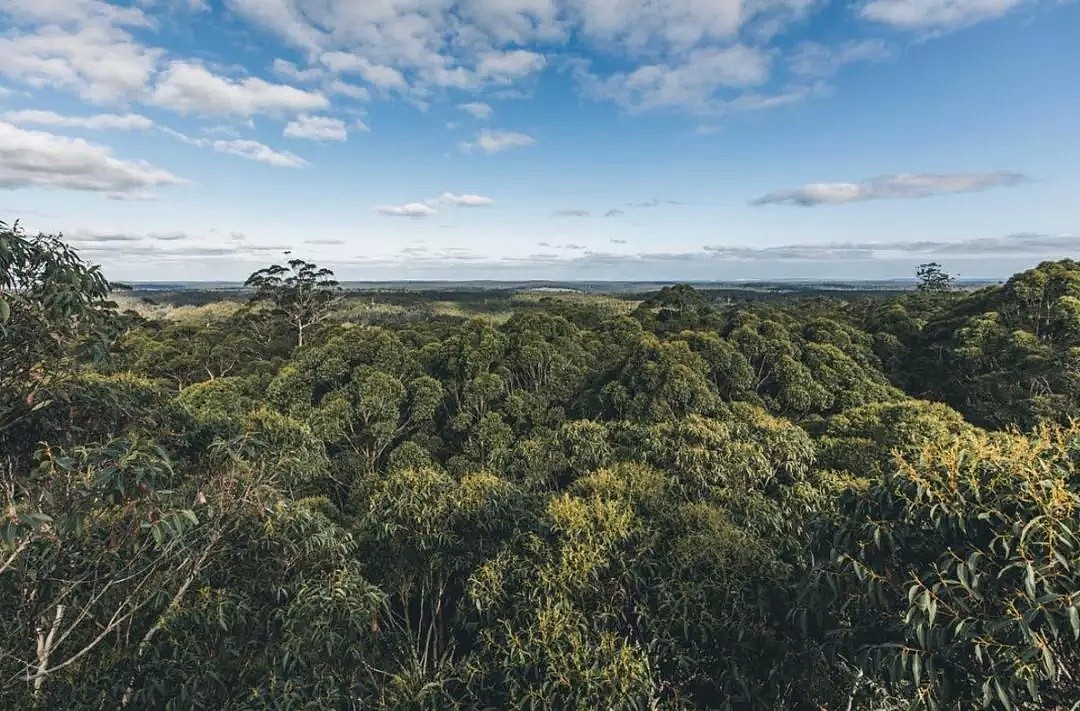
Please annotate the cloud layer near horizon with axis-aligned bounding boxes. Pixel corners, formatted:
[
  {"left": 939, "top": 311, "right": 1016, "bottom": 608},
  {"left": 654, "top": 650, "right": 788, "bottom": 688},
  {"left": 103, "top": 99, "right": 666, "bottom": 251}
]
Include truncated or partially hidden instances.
[{"left": 753, "top": 172, "right": 1027, "bottom": 206}]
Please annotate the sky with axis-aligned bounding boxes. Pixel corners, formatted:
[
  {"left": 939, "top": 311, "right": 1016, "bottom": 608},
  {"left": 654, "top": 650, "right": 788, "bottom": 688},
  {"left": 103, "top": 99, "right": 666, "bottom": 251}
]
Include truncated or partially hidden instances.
[{"left": 1, "top": 0, "right": 1078, "bottom": 282}]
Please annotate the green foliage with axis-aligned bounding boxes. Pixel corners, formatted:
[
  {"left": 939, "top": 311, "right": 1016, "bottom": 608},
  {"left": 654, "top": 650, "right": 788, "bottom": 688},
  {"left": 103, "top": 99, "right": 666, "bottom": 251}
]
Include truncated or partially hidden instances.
[
  {"left": 806, "top": 424, "right": 1080, "bottom": 709},
  {"left": 1, "top": 221, "right": 121, "bottom": 458},
  {"left": 600, "top": 335, "right": 721, "bottom": 421},
  {"left": 873, "top": 260, "right": 1080, "bottom": 429},
  {"left": 245, "top": 256, "right": 341, "bottom": 347},
  {"left": 118, "top": 312, "right": 288, "bottom": 390},
  {"left": 916, "top": 262, "right": 955, "bottom": 292},
  {"left": 815, "top": 399, "right": 975, "bottom": 478},
  {"left": 8, "top": 230, "right": 1080, "bottom": 709}
]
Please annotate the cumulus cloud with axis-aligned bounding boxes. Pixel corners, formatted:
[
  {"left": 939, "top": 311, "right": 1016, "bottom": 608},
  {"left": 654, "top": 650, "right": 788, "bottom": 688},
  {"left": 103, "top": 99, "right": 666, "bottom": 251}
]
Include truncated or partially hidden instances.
[
  {"left": 460, "top": 129, "right": 536, "bottom": 153},
  {"left": 326, "top": 80, "right": 370, "bottom": 101},
  {"left": 0, "top": 24, "right": 163, "bottom": 103},
  {"left": 576, "top": 45, "right": 772, "bottom": 113},
  {"left": 3, "top": 0, "right": 153, "bottom": 28},
  {"left": 458, "top": 102, "right": 494, "bottom": 119},
  {"left": 319, "top": 53, "right": 409, "bottom": 90},
  {"left": 860, "top": 0, "right": 1027, "bottom": 31},
  {"left": 1, "top": 0, "right": 1050, "bottom": 128},
  {"left": 440, "top": 192, "right": 495, "bottom": 206},
  {"left": 475, "top": 49, "right": 547, "bottom": 83},
  {"left": 568, "top": 0, "right": 768, "bottom": 52},
  {"left": 223, "top": 0, "right": 329, "bottom": 51},
  {"left": 375, "top": 202, "right": 438, "bottom": 218},
  {"left": 790, "top": 39, "right": 893, "bottom": 78},
  {"left": 753, "top": 171, "right": 1027, "bottom": 206},
  {"left": 147, "top": 0, "right": 212, "bottom": 13},
  {"left": 271, "top": 58, "right": 322, "bottom": 82},
  {"left": 151, "top": 61, "right": 329, "bottom": 116},
  {"left": 374, "top": 192, "right": 493, "bottom": 218},
  {"left": 553, "top": 209, "right": 590, "bottom": 217},
  {"left": 160, "top": 126, "right": 305, "bottom": 167},
  {"left": 284, "top": 114, "right": 348, "bottom": 141},
  {"left": 605, "top": 209, "right": 625, "bottom": 217},
  {"left": 0, "top": 120, "right": 185, "bottom": 194},
  {"left": 457, "top": 0, "right": 562, "bottom": 44},
  {"left": 1, "top": 109, "right": 155, "bottom": 130},
  {"left": 218, "top": 0, "right": 827, "bottom": 106},
  {"left": 212, "top": 139, "right": 308, "bottom": 167}
]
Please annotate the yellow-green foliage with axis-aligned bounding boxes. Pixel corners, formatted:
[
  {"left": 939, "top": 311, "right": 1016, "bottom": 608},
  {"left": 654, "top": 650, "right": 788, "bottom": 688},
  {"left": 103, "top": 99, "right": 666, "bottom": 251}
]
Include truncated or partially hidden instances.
[{"left": 810, "top": 422, "right": 1080, "bottom": 709}]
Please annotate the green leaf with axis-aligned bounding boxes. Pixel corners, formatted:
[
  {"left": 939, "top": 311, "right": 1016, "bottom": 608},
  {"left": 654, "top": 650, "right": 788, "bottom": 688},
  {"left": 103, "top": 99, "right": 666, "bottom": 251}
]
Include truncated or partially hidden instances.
[{"left": 993, "top": 678, "right": 1012, "bottom": 710}]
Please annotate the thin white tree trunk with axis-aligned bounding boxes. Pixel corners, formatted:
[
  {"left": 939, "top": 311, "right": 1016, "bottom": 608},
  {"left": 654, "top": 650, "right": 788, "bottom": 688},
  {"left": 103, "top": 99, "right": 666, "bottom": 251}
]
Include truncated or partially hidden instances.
[{"left": 33, "top": 604, "right": 65, "bottom": 695}]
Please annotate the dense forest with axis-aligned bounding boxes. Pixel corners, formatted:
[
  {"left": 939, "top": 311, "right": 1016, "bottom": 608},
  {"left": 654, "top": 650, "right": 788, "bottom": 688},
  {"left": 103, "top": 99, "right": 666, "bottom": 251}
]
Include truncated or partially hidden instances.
[{"left": 2, "top": 220, "right": 1078, "bottom": 710}]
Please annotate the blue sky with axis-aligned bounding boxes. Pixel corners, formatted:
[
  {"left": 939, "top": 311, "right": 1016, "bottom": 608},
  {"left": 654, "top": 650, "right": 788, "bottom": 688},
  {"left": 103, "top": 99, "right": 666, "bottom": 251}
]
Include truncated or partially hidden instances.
[{"left": 1, "top": 0, "right": 1078, "bottom": 281}]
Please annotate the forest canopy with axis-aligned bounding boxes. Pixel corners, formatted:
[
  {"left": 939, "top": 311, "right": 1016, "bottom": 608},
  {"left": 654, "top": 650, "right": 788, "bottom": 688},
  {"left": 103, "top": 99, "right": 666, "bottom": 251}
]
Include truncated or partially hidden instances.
[{"left": 2, "top": 220, "right": 1078, "bottom": 709}]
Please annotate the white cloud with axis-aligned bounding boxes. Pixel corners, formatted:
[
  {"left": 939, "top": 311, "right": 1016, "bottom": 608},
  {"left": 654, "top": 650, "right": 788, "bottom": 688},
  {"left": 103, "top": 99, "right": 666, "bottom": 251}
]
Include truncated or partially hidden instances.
[
  {"left": 458, "top": 101, "right": 494, "bottom": 119},
  {"left": 441, "top": 192, "right": 494, "bottom": 206},
  {"left": 353, "top": 118, "right": 371, "bottom": 132},
  {"left": 457, "top": 0, "right": 562, "bottom": 44},
  {"left": 475, "top": 49, "right": 547, "bottom": 82},
  {"left": 460, "top": 128, "right": 536, "bottom": 153},
  {"left": 271, "top": 58, "right": 323, "bottom": 82},
  {"left": 320, "top": 53, "right": 409, "bottom": 90},
  {"left": 222, "top": 0, "right": 327, "bottom": 50},
  {"left": 753, "top": 171, "right": 1027, "bottom": 206},
  {"left": 2, "top": 0, "right": 153, "bottom": 28},
  {"left": 790, "top": 39, "right": 892, "bottom": 78},
  {"left": 160, "top": 126, "right": 309, "bottom": 167},
  {"left": 0, "top": 120, "right": 185, "bottom": 194},
  {"left": 568, "top": 0, "right": 735, "bottom": 49},
  {"left": 1, "top": 109, "right": 155, "bottom": 130},
  {"left": 212, "top": 139, "right": 309, "bottom": 167},
  {"left": 215, "top": 0, "right": 834, "bottom": 113},
  {"left": 860, "top": 0, "right": 1026, "bottom": 30},
  {"left": 577, "top": 45, "right": 771, "bottom": 113},
  {"left": 150, "top": 61, "right": 329, "bottom": 116},
  {"left": 159, "top": 125, "right": 207, "bottom": 146},
  {"left": 283, "top": 114, "right": 348, "bottom": 141},
  {"left": 139, "top": 0, "right": 212, "bottom": 12},
  {"left": 0, "top": 24, "right": 163, "bottom": 103},
  {"left": 265, "top": 230, "right": 1080, "bottom": 279},
  {"left": 326, "top": 80, "right": 371, "bottom": 101},
  {"left": 701, "top": 232, "right": 1080, "bottom": 259},
  {"left": 375, "top": 202, "right": 438, "bottom": 218}
]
